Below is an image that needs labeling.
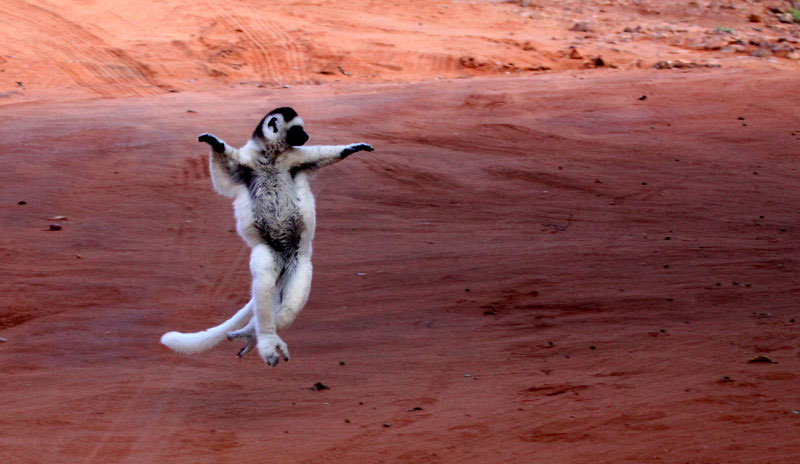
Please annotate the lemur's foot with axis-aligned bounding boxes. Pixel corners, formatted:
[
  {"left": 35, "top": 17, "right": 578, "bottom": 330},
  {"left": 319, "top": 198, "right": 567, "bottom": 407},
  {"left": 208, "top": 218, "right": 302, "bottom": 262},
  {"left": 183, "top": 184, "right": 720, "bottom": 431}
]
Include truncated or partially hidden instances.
[
  {"left": 257, "top": 333, "right": 290, "bottom": 367},
  {"left": 227, "top": 325, "right": 256, "bottom": 358},
  {"left": 198, "top": 132, "right": 225, "bottom": 153},
  {"left": 340, "top": 143, "right": 374, "bottom": 158}
]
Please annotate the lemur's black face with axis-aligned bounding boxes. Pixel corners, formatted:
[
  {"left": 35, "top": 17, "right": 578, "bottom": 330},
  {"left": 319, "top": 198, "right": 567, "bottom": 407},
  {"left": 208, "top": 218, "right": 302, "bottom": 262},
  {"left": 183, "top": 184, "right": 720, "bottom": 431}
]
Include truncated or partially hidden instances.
[
  {"left": 255, "top": 106, "right": 308, "bottom": 147},
  {"left": 286, "top": 125, "right": 309, "bottom": 146}
]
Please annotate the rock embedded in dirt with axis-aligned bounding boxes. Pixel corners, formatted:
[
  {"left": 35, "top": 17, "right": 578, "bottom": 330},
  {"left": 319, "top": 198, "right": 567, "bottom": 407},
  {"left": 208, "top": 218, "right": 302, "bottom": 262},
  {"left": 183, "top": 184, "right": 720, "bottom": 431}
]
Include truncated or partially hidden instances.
[
  {"left": 569, "top": 48, "right": 583, "bottom": 59},
  {"left": 311, "top": 382, "right": 330, "bottom": 391},
  {"left": 747, "top": 355, "right": 776, "bottom": 364},
  {"left": 569, "top": 22, "right": 591, "bottom": 32},
  {"left": 653, "top": 60, "right": 721, "bottom": 69}
]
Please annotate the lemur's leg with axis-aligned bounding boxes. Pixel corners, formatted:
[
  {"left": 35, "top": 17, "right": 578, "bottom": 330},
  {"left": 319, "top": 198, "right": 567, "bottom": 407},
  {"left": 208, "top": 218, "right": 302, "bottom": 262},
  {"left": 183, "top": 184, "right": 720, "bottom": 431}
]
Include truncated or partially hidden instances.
[
  {"left": 275, "top": 255, "right": 313, "bottom": 332},
  {"left": 282, "top": 143, "right": 374, "bottom": 171},
  {"left": 249, "top": 243, "right": 290, "bottom": 366}
]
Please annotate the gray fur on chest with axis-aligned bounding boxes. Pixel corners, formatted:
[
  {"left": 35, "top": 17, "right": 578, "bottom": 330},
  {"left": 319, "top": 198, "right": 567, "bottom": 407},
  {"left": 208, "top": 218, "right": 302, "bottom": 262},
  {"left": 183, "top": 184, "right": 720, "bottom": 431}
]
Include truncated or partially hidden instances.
[{"left": 248, "top": 165, "right": 304, "bottom": 258}]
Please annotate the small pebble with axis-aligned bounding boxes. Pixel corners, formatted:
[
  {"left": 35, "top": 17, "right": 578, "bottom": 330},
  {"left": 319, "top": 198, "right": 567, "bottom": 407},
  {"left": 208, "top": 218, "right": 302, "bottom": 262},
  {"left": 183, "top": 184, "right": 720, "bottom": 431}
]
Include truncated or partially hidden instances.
[
  {"left": 17, "top": 200, "right": 26, "bottom": 205},
  {"left": 47, "top": 224, "right": 62, "bottom": 231}
]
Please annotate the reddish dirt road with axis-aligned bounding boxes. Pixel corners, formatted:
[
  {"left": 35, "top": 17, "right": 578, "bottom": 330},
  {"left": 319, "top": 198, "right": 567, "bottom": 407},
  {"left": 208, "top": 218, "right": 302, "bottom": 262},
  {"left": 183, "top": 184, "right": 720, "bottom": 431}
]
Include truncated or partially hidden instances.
[
  {"left": 2, "top": 0, "right": 800, "bottom": 462},
  {"left": 2, "top": 69, "right": 799, "bottom": 463}
]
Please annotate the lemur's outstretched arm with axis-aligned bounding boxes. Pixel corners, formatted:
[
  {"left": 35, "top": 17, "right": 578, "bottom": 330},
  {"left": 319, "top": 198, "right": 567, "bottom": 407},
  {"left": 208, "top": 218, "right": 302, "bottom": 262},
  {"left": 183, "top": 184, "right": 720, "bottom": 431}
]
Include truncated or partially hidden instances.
[
  {"left": 199, "top": 133, "right": 247, "bottom": 197},
  {"left": 280, "top": 143, "right": 373, "bottom": 172}
]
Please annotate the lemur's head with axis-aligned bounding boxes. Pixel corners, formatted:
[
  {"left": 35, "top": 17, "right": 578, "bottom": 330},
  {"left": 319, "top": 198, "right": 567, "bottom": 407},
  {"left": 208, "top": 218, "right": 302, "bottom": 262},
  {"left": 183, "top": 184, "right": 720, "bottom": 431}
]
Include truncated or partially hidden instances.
[{"left": 253, "top": 107, "right": 309, "bottom": 151}]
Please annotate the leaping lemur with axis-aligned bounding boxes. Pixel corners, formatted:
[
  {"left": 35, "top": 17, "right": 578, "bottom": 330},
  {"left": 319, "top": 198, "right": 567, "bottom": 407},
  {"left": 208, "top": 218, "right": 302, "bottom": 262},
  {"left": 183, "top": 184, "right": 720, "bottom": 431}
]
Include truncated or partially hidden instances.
[{"left": 160, "top": 107, "right": 373, "bottom": 366}]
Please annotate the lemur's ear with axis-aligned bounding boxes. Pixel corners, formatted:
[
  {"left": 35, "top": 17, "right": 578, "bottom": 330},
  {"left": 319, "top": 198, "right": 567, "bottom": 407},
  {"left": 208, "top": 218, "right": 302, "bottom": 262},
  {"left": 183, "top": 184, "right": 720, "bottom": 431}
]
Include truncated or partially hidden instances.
[{"left": 267, "top": 117, "right": 279, "bottom": 133}]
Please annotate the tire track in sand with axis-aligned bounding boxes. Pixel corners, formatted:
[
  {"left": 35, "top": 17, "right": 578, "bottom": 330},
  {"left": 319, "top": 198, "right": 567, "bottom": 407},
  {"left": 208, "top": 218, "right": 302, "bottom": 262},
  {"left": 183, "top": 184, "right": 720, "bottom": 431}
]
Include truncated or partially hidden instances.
[
  {"left": 2, "top": 0, "right": 167, "bottom": 97},
  {"left": 202, "top": 0, "right": 304, "bottom": 83}
]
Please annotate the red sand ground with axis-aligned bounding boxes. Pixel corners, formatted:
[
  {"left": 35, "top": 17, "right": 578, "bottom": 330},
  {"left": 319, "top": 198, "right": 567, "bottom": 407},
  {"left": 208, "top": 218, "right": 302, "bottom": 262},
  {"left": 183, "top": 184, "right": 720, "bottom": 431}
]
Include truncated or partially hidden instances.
[{"left": 1, "top": 1, "right": 800, "bottom": 463}]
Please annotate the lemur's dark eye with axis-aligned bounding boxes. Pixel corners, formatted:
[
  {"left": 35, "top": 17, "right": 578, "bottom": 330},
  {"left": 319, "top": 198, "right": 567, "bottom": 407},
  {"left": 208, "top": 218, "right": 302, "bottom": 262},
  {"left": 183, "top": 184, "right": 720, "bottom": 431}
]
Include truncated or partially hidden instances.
[{"left": 267, "top": 117, "right": 278, "bottom": 132}]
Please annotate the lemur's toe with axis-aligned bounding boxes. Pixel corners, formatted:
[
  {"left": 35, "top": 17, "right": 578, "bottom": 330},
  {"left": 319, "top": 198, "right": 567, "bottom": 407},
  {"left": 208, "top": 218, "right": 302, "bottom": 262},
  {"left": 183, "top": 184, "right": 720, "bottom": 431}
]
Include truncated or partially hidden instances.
[
  {"left": 227, "top": 327, "right": 253, "bottom": 340},
  {"left": 236, "top": 339, "right": 256, "bottom": 358}
]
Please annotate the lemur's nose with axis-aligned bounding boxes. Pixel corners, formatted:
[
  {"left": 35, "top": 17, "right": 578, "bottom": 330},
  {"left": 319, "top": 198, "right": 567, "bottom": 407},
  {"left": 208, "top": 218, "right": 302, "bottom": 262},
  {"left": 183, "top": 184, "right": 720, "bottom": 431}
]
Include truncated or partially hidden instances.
[{"left": 287, "top": 126, "right": 308, "bottom": 146}]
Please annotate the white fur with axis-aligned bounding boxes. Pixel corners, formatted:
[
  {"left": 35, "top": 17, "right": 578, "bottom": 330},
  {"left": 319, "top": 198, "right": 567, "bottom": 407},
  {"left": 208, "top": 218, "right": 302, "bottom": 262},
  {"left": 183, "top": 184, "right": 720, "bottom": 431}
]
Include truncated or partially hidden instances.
[{"left": 161, "top": 111, "right": 371, "bottom": 365}]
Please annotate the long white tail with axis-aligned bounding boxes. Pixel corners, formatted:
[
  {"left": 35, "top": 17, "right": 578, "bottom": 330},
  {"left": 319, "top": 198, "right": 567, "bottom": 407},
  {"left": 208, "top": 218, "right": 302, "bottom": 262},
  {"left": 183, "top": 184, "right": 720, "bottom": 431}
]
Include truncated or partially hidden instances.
[{"left": 160, "top": 301, "right": 253, "bottom": 354}]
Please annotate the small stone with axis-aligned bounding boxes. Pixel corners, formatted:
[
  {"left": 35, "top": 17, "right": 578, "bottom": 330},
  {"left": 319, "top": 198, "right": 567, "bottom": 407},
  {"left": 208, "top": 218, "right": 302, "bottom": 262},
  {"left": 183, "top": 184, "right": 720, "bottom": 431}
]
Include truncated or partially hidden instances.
[
  {"left": 749, "top": 14, "right": 762, "bottom": 23},
  {"left": 787, "top": 52, "right": 800, "bottom": 60},
  {"left": 17, "top": 200, "right": 26, "bottom": 205},
  {"left": 311, "top": 382, "right": 330, "bottom": 391},
  {"left": 569, "top": 22, "right": 591, "bottom": 32},
  {"left": 747, "top": 354, "right": 776, "bottom": 364},
  {"left": 589, "top": 56, "right": 605, "bottom": 67},
  {"left": 589, "top": 345, "right": 596, "bottom": 350},
  {"left": 47, "top": 224, "right": 62, "bottom": 231},
  {"left": 569, "top": 48, "right": 583, "bottom": 59},
  {"left": 383, "top": 423, "right": 391, "bottom": 428},
  {"left": 638, "top": 95, "right": 647, "bottom": 101},
  {"left": 751, "top": 49, "right": 771, "bottom": 57}
]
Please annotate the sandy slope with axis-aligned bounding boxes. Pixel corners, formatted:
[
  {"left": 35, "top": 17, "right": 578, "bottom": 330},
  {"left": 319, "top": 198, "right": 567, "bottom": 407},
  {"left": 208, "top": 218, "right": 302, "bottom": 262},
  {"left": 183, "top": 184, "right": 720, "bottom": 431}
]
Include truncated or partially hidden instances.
[
  {"left": 2, "top": 0, "right": 800, "bottom": 463},
  {"left": 1, "top": 0, "right": 798, "bottom": 102}
]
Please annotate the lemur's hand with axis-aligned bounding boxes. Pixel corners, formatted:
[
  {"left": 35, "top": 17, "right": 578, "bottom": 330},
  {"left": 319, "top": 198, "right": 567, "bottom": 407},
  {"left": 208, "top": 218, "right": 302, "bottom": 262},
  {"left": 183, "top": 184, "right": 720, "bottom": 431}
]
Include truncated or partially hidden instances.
[
  {"left": 340, "top": 143, "right": 374, "bottom": 158},
  {"left": 198, "top": 132, "right": 225, "bottom": 153}
]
